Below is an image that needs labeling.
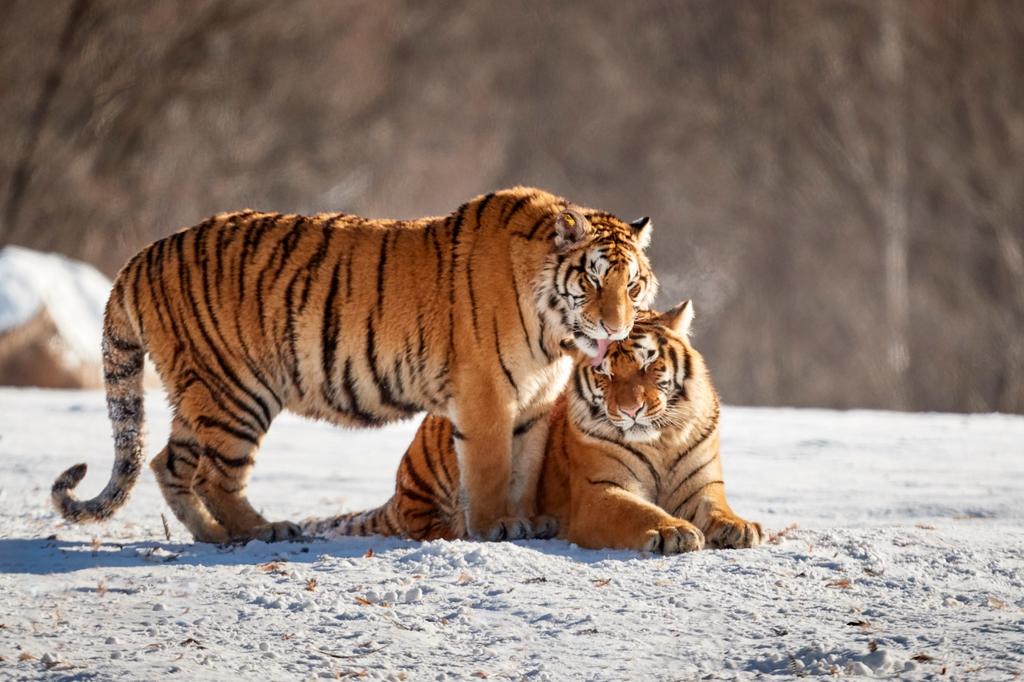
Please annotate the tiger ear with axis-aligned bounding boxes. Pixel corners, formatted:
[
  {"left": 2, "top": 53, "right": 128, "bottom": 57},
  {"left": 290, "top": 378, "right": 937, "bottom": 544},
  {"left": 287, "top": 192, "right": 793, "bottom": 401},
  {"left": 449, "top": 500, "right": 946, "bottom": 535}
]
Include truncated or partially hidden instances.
[
  {"left": 554, "top": 209, "right": 591, "bottom": 253},
  {"left": 661, "top": 299, "right": 694, "bottom": 336},
  {"left": 629, "top": 216, "right": 653, "bottom": 249}
]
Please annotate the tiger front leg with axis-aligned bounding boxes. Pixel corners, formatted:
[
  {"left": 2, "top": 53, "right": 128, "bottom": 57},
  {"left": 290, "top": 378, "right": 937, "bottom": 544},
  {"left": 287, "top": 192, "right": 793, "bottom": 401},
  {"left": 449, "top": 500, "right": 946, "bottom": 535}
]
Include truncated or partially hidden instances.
[
  {"left": 688, "top": 484, "right": 763, "bottom": 549},
  {"left": 569, "top": 481, "right": 704, "bottom": 555},
  {"left": 451, "top": 392, "right": 529, "bottom": 541},
  {"left": 510, "top": 412, "right": 559, "bottom": 539}
]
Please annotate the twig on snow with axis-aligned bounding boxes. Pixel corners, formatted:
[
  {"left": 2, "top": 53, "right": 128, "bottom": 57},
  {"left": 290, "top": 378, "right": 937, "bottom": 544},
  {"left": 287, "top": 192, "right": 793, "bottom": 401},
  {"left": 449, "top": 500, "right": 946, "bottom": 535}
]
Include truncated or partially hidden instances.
[
  {"left": 315, "top": 645, "right": 387, "bottom": 659},
  {"left": 767, "top": 523, "right": 798, "bottom": 544}
]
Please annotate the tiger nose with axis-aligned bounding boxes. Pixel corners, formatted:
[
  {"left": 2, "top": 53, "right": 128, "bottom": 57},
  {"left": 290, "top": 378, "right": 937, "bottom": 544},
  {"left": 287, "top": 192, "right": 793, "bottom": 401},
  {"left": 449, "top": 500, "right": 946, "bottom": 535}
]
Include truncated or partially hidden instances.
[
  {"left": 621, "top": 401, "right": 644, "bottom": 418},
  {"left": 601, "top": 322, "right": 620, "bottom": 336}
]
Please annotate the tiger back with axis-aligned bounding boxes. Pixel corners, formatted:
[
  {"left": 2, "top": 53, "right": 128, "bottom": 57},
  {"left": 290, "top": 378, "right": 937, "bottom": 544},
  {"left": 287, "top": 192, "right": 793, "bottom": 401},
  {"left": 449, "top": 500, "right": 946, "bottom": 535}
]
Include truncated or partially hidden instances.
[{"left": 305, "top": 303, "right": 763, "bottom": 554}]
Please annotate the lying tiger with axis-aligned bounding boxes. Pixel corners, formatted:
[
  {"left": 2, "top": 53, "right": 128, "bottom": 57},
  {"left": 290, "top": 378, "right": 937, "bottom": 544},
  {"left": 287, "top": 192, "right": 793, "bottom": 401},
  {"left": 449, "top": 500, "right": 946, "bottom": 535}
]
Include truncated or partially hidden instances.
[{"left": 305, "top": 302, "right": 762, "bottom": 553}]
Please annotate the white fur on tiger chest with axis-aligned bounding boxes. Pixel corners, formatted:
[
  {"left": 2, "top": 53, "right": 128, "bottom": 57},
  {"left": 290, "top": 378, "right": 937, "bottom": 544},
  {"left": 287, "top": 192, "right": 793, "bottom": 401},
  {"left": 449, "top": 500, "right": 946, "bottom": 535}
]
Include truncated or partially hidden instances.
[{"left": 515, "top": 355, "right": 572, "bottom": 413}]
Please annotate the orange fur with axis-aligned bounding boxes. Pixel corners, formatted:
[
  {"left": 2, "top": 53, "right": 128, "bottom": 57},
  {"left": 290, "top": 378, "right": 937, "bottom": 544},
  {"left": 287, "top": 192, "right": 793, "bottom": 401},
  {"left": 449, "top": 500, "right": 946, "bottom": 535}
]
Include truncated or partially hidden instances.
[
  {"left": 51, "top": 187, "right": 656, "bottom": 542},
  {"left": 306, "top": 305, "right": 762, "bottom": 554}
]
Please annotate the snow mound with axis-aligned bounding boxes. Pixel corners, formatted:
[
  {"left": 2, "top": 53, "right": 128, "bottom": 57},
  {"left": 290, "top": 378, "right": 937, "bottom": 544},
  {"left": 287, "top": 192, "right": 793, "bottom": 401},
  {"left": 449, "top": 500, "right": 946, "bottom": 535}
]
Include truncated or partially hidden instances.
[
  {"left": 0, "top": 245, "right": 111, "bottom": 366},
  {"left": 749, "top": 642, "right": 914, "bottom": 676}
]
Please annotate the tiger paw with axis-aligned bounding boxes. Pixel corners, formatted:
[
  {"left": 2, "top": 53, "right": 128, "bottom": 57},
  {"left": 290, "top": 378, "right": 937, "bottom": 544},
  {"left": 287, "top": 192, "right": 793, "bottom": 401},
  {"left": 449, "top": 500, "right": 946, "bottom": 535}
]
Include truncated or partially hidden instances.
[
  {"left": 481, "top": 516, "right": 533, "bottom": 542},
  {"left": 530, "top": 515, "right": 560, "bottom": 540},
  {"left": 641, "top": 520, "right": 705, "bottom": 555},
  {"left": 246, "top": 521, "right": 305, "bottom": 543},
  {"left": 704, "top": 513, "right": 762, "bottom": 549},
  {"left": 191, "top": 523, "right": 230, "bottom": 544}
]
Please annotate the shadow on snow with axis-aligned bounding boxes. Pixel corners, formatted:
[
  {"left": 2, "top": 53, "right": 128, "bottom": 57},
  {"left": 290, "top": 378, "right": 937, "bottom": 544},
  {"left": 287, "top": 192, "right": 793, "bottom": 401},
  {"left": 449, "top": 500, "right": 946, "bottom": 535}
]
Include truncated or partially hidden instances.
[{"left": 0, "top": 534, "right": 666, "bottom": 575}]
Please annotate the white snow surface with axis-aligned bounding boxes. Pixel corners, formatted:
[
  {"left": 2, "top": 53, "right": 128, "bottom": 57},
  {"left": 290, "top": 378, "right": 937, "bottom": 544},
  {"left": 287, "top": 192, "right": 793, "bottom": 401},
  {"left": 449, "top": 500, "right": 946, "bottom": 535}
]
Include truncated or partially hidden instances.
[
  {"left": 0, "top": 246, "right": 111, "bottom": 364},
  {"left": 1, "top": 389, "right": 1023, "bottom": 680}
]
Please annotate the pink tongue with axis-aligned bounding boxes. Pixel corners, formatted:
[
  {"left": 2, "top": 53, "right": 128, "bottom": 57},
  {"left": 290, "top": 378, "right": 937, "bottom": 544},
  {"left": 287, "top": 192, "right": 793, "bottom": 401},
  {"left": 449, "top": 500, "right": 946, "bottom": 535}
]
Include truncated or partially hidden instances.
[{"left": 591, "top": 338, "right": 611, "bottom": 367}]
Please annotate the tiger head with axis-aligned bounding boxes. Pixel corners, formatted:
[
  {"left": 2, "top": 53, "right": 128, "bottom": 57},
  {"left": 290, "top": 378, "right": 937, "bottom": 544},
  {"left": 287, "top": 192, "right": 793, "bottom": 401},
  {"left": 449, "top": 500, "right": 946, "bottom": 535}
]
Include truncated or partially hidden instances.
[
  {"left": 542, "top": 209, "right": 657, "bottom": 362},
  {"left": 570, "top": 301, "right": 707, "bottom": 444}
]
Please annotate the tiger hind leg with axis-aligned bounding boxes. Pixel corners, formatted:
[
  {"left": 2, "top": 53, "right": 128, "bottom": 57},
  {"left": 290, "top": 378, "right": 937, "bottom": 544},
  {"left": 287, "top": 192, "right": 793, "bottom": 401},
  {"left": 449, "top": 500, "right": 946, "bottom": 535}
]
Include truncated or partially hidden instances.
[
  {"left": 189, "top": 424, "right": 302, "bottom": 543},
  {"left": 150, "top": 418, "right": 228, "bottom": 544}
]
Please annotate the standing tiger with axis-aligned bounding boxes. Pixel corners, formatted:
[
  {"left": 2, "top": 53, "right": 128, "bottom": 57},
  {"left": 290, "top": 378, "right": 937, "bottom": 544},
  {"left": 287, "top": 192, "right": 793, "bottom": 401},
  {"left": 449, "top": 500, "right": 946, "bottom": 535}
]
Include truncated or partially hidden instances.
[
  {"left": 304, "top": 303, "right": 763, "bottom": 553},
  {"left": 50, "top": 187, "right": 657, "bottom": 543}
]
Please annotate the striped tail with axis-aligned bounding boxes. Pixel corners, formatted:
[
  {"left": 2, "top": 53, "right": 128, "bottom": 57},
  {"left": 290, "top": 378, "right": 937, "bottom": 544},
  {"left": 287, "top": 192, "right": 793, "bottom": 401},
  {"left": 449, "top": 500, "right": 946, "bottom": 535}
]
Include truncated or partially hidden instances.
[
  {"left": 303, "top": 497, "right": 404, "bottom": 538},
  {"left": 52, "top": 293, "right": 146, "bottom": 523}
]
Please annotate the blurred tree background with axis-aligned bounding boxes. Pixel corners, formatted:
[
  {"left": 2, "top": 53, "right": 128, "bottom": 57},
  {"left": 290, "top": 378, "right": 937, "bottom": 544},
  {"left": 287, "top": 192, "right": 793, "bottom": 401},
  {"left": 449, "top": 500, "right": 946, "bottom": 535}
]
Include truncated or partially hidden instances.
[{"left": 1, "top": 0, "right": 1021, "bottom": 413}]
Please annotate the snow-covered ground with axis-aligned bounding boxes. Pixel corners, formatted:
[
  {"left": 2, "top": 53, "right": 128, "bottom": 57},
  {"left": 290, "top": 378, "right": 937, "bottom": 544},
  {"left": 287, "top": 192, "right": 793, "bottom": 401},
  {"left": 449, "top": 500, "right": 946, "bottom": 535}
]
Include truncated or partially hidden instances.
[{"left": 1, "top": 389, "right": 1022, "bottom": 680}]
